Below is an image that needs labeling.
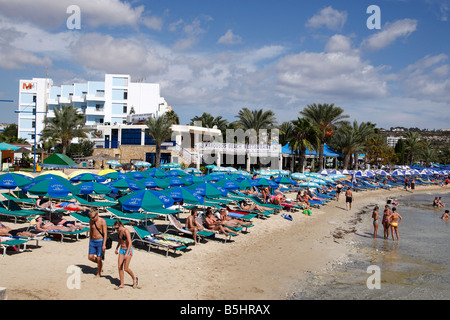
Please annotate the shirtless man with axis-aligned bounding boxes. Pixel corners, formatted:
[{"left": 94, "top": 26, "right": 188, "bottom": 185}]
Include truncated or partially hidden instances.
[
  {"left": 345, "top": 188, "right": 353, "bottom": 211},
  {"left": 382, "top": 205, "right": 392, "bottom": 239},
  {"left": 185, "top": 208, "right": 204, "bottom": 245},
  {"left": 88, "top": 210, "right": 108, "bottom": 277},
  {"left": 441, "top": 210, "right": 450, "bottom": 221},
  {"left": 389, "top": 207, "right": 403, "bottom": 241}
]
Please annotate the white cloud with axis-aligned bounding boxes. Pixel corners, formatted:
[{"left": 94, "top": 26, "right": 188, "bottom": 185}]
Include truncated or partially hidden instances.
[
  {"left": 325, "top": 34, "right": 353, "bottom": 53},
  {"left": 306, "top": 6, "right": 348, "bottom": 31},
  {"left": 0, "top": 0, "right": 147, "bottom": 29},
  {"left": 71, "top": 34, "right": 167, "bottom": 76},
  {"left": 0, "top": 44, "right": 51, "bottom": 69},
  {"left": 275, "top": 50, "right": 388, "bottom": 100},
  {"left": 361, "top": 19, "right": 418, "bottom": 51},
  {"left": 172, "top": 16, "right": 212, "bottom": 51},
  {"left": 217, "top": 29, "right": 243, "bottom": 45}
]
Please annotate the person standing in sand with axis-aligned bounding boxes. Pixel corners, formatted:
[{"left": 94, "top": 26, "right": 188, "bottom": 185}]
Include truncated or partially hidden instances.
[
  {"left": 88, "top": 210, "right": 107, "bottom": 278},
  {"left": 335, "top": 182, "right": 343, "bottom": 201},
  {"left": 382, "top": 205, "right": 392, "bottom": 239},
  {"left": 372, "top": 205, "right": 380, "bottom": 238},
  {"left": 345, "top": 188, "right": 353, "bottom": 211},
  {"left": 113, "top": 221, "right": 138, "bottom": 290},
  {"left": 389, "top": 207, "right": 403, "bottom": 241}
]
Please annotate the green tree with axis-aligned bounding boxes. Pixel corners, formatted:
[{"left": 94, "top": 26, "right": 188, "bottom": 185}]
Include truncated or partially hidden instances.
[
  {"left": 190, "top": 112, "right": 229, "bottom": 137},
  {"left": 146, "top": 113, "right": 175, "bottom": 168},
  {"left": 277, "top": 121, "right": 294, "bottom": 146},
  {"left": 404, "top": 131, "right": 423, "bottom": 165},
  {"left": 41, "top": 105, "right": 88, "bottom": 154},
  {"left": 233, "top": 108, "right": 277, "bottom": 144},
  {"left": 300, "top": 103, "right": 349, "bottom": 170},
  {"left": 0, "top": 123, "right": 28, "bottom": 143},
  {"left": 289, "top": 117, "right": 319, "bottom": 172}
]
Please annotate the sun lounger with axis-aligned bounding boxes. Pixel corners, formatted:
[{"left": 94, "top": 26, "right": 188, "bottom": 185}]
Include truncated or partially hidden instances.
[
  {"left": 1, "top": 237, "right": 29, "bottom": 256},
  {"left": 166, "top": 214, "right": 214, "bottom": 242},
  {"left": 73, "top": 195, "right": 117, "bottom": 209},
  {"left": 107, "top": 207, "right": 158, "bottom": 223},
  {"left": 70, "top": 211, "right": 127, "bottom": 228},
  {"left": 0, "top": 200, "right": 44, "bottom": 223},
  {"left": 2, "top": 192, "right": 36, "bottom": 207},
  {"left": 249, "top": 195, "right": 283, "bottom": 211},
  {"left": 132, "top": 224, "right": 189, "bottom": 257},
  {"left": 195, "top": 213, "right": 236, "bottom": 243}
]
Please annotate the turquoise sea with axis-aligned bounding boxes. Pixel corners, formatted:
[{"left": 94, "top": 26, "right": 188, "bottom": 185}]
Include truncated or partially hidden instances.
[{"left": 290, "top": 190, "right": 450, "bottom": 300}]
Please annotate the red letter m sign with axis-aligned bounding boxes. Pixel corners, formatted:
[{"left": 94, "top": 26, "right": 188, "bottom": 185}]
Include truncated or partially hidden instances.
[{"left": 23, "top": 83, "right": 33, "bottom": 90}]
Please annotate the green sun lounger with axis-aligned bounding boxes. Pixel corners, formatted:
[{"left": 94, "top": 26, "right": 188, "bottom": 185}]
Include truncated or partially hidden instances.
[
  {"left": 107, "top": 207, "right": 158, "bottom": 223},
  {"left": 132, "top": 224, "right": 188, "bottom": 257},
  {"left": 1, "top": 238, "right": 29, "bottom": 256}
]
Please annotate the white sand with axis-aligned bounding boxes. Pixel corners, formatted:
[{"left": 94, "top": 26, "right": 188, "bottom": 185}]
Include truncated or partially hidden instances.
[{"left": 0, "top": 183, "right": 447, "bottom": 300}]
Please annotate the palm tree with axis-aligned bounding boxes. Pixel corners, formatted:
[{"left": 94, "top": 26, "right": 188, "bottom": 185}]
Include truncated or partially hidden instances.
[
  {"left": 234, "top": 108, "right": 277, "bottom": 144},
  {"left": 288, "top": 117, "right": 319, "bottom": 172},
  {"left": 351, "top": 121, "right": 376, "bottom": 169},
  {"left": 300, "top": 103, "right": 349, "bottom": 170},
  {"left": 146, "top": 113, "right": 175, "bottom": 168},
  {"left": 404, "top": 131, "right": 423, "bottom": 165},
  {"left": 41, "top": 105, "right": 88, "bottom": 154},
  {"left": 277, "top": 121, "right": 294, "bottom": 146},
  {"left": 190, "top": 112, "right": 229, "bottom": 138},
  {"left": 330, "top": 122, "right": 358, "bottom": 170}
]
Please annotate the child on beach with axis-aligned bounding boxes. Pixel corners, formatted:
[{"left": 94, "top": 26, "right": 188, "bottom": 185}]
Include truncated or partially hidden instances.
[{"left": 441, "top": 210, "right": 450, "bottom": 221}]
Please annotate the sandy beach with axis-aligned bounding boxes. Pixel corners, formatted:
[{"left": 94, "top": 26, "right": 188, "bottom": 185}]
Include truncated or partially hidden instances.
[{"left": 0, "top": 181, "right": 447, "bottom": 300}]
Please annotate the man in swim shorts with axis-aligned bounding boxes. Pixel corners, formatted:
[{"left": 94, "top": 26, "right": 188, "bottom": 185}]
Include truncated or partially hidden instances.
[
  {"left": 345, "top": 188, "right": 353, "bottom": 211},
  {"left": 88, "top": 210, "right": 107, "bottom": 277}
]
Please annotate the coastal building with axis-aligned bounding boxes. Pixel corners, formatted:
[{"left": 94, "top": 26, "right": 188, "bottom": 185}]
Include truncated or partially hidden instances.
[{"left": 17, "top": 74, "right": 170, "bottom": 145}]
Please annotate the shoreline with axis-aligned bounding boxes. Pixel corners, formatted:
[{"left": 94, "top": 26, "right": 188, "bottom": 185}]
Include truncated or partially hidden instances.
[{"left": 0, "top": 184, "right": 448, "bottom": 300}]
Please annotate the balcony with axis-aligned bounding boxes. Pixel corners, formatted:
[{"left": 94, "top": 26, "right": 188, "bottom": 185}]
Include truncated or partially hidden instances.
[
  {"left": 86, "top": 91, "right": 105, "bottom": 101},
  {"left": 72, "top": 94, "right": 86, "bottom": 102}
]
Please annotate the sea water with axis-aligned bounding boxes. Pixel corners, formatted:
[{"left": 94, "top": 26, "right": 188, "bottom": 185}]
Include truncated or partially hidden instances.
[{"left": 290, "top": 190, "right": 450, "bottom": 300}]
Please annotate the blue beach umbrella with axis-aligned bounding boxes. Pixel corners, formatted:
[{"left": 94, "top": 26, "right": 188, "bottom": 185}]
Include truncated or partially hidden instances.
[
  {"left": 0, "top": 173, "right": 33, "bottom": 209},
  {"left": 72, "top": 181, "right": 113, "bottom": 195},
  {"left": 214, "top": 178, "right": 240, "bottom": 191},
  {"left": 164, "top": 176, "right": 185, "bottom": 188},
  {"left": 26, "top": 178, "right": 75, "bottom": 198},
  {"left": 167, "top": 169, "right": 188, "bottom": 177},
  {"left": 189, "top": 182, "right": 227, "bottom": 198},
  {"left": 118, "top": 189, "right": 175, "bottom": 211},
  {"left": 104, "top": 171, "right": 127, "bottom": 180},
  {"left": 70, "top": 172, "right": 106, "bottom": 183},
  {"left": 163, "top": 187, "right": 204, "bottom": 205},
  {"left": 141, "top": 177, "right": 170, "bottom": 189},
  {"left": 110, "top": 178, "right": 144, "bottom": 191},
  {"left": 144, "top": 168, "right": 167, "bottom": 178},
  {"left": 125, "top": 171, "right": 148, "bottom": 180}
]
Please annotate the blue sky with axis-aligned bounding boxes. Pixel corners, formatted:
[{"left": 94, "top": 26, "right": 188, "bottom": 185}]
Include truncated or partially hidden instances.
[{"left": 0, "top": 0, "right": 449, "bottom": 129}]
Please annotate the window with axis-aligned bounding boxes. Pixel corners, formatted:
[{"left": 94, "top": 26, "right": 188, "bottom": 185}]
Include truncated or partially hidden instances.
[
  {"left": 123, "top": 91, "right": 128, "bottom": 100},
  {"left": 123, "top": 106, "right": 127, "bottom": 114}
]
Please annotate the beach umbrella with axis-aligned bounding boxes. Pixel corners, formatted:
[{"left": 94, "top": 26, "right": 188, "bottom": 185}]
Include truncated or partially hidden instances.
[
  {"left": 106, "top": 160, "right": 122, "bottom": 167},
  {"left": 182, "top": 175, "right": 205, "bottom": 185},
  {"left": 0, "top": 173, "right": 33, "bottom": 209},
  {"left": 167, "top": 169, "right": 188, "bottom": 177},
  {"left": 257, "top": 178, "right": 279, "bottom": 188},
  {"left": 159, "top": 162, "right": 181, "bottom": 169},
  {"left": 26, "top": 178, "right": 75, "bottom": 198},
  {"left": 291, "top": 173, "right": 307, "bottom": 180},
  {"left": 375, "top": 170, "right": 390, "bottom": 176},
  {"left": 185, "top": 168, "right": 202, "bottom": 175},
  {"left": 133, "top": 161, "right": 151, "bottom": 168},
  {"left": 39, "top": 170, "right": 69, "bottom": 180},
  {"left": 97, "top": 168, "right": 117, "bottom": 176},
  {"left": 103, "top": 171, "right": 126, "bottom": 180},
  {"left": 110, "top": 178, "right": 144, "bottom": 191},
  {"left": 319, "top": 169, "right": 329, "bottom": 175},
  {"left": 125, "top": 171, "right": 148, "bottom": 180},
  {"left": 70, "top": 172, "right": 107, "bottom": 183},
  {"left": 189, "top": 182, "right": 227, "bottom": 198},
  {"left": 236, "top": 179, "right": 252, "bottom": 190},
  {"left": 162, "top": 187, "right": 204, "bottom": 205},
  {"left": 144, "top": 168, "right": 167, "bottom": 178},
  {"left": 297, "top": 181, "right": 321, "bottom": 188},
  {"left": 307, "top": 178, "right": 327, "bottom": 185},
  {"left": 68, "top": 170, "right": 91, "bottom": 179},
  {"left": 204, "top": 173, "right": 224, "bottom": 182},
  {"left": 11, "top": 171, "right": 35, "bottom": 179},
  {"left": 164, "top": 176, "right": 185, "bottom": 188},
  {"left": 391, "top": 169, "right": 404, "bottom": 176},
  {"left": 214, "top": 178, "right": 240, "bottom": 191},
  {"left": 141, "top": 177, "right": 170, "bottom": 189},
  {"left": 72, "top": 181, "right": 112, "bottom": 195},
  {"left": 118, "top": 189, "right": 174, "bottom": 211},
  {"left": 274, "top": 176, "right": 297, "bottom": 185}
]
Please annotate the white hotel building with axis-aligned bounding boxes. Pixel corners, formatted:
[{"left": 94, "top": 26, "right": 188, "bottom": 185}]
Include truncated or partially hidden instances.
[{"left": 17, "top": 74, "right": 170, "bottom": 145}]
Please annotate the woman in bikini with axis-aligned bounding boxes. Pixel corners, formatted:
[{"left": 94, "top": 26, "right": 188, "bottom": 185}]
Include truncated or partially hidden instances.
[
  {"left": 389, "top": 207, "right": 403, "bottom": 241},
  {"left": 372, "top": 205, "right": 380, "bottom": 238},
  {"left": 382, "top": 205, "right": 392, "bottom": 239},
  {"left": 113, "top": 221, "right": 138, "bottom": 289}
]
